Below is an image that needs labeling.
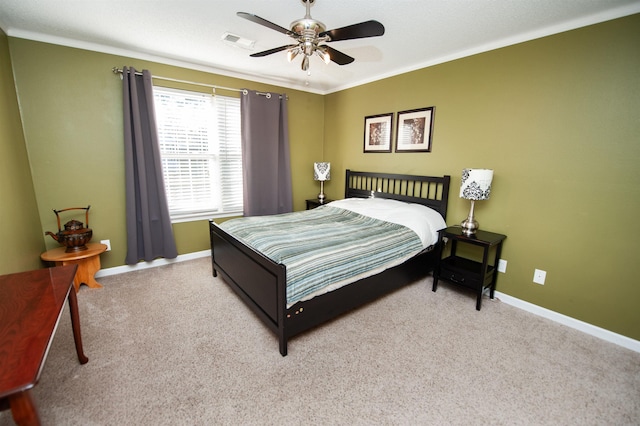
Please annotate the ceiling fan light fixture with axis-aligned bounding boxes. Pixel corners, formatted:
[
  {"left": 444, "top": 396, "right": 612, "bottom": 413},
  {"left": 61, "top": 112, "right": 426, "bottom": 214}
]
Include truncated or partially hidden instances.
[
  {"left": 302, "top": 40, "right": 315, "bottom": 56},
  {"left": 287, "top": 49, "right": 299, "bottom": 62},
  {"left": 317, "top": 46, "right": 330, "bottom": 64},
  {"left": 301, "top": 55, "right": 310, "bottom": 71}
]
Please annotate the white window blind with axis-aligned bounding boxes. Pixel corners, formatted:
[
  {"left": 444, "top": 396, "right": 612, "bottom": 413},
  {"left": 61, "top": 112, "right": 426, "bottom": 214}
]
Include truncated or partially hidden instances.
[{"left": 153, "top": 86, "right": 243, "bottom": 222}]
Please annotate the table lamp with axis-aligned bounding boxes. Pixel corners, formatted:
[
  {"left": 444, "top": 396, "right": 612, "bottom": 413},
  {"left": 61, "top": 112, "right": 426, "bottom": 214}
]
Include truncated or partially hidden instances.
[
  {"left": 313, "top": 162, "right": 330, "bottom": 202},
  {"left": 460, "top": 168, "right": 493, "bottom": 236}
]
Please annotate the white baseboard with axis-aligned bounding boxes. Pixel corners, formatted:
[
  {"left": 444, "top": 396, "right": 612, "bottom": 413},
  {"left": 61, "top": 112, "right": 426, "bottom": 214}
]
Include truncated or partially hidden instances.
[
  {"left": 494, "top": 291, "right": 640, "bottom": 354},
  {"left": 95, "top": 254, "right": 639, "bottom": 354},
  {"left": 95, "top": 249, "right": 211, "bottom": 278}
]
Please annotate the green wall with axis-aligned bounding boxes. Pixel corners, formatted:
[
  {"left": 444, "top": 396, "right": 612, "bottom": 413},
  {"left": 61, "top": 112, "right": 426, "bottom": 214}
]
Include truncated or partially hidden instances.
[
  {"left": 0, "top": 29, "right": 44, "bottom": 273},
  {"left": 7, "top": 39, "right": 325, "bottom": 270},
  {"left": 2, "top": 14, "right": 639, "bottom": 341},
  {"left": 324, "top": 14, "right": 640, "bottom": 340}
]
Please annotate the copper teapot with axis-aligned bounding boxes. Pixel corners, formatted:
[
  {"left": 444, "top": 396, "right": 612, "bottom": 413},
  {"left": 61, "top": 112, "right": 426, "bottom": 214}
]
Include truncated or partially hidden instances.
[{"left": 45, "top": 206, "right": 93, "bottom": 252}]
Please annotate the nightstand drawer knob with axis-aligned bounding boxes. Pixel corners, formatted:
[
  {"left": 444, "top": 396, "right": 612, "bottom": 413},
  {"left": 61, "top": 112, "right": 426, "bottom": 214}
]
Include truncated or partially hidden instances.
[{"left": 449, "top": 274, "right": 465, "bottom": 284}]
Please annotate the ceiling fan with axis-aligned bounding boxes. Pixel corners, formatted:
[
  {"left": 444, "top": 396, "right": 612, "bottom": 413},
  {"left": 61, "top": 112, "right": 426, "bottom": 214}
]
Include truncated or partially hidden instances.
[{"left": 237, "top": 0, "right": 385, "bottom": 71}]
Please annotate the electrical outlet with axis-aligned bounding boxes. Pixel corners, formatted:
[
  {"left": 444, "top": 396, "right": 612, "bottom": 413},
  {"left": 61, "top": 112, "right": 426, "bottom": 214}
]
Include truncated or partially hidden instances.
[
  {"left": 498, "top": 259, "right": 507, "bottom": 273},
  {"left": 100, "top": 239, "right": 111, "bottom": 251},
  {"left": 533, "top": 269, "right": 546, "bottom": 285}
]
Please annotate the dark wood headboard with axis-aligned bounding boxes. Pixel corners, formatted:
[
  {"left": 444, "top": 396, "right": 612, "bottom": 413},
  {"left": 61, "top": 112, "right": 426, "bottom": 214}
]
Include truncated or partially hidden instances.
[{"left": 344, "top": 170, "right": 451, "bottom": 220}]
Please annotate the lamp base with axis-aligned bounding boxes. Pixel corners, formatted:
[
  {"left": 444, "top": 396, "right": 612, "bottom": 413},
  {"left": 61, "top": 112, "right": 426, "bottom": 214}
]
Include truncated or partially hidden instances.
[
  {"left": 461, "top": 200, "right": 478, "bottom": 236},
  {"left": 461, "top": 217, "right": 478, "bottom": 236},
  {"left": 318, "top": 181, "right": 325, "bottom": 202}
]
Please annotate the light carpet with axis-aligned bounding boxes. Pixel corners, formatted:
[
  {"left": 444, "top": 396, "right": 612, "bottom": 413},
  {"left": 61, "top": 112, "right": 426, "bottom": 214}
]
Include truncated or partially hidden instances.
[{"left": 1, "top": 257, "right": 638, "bottom": 425}]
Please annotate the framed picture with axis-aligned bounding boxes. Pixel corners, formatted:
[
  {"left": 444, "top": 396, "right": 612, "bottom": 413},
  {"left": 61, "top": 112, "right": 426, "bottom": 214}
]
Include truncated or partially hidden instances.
[
  {"left": 363, "top": 113, "right": 393, "bottom": 153},
  {"left": 395, "top": 107, "right": 435, "bottom": 152}
]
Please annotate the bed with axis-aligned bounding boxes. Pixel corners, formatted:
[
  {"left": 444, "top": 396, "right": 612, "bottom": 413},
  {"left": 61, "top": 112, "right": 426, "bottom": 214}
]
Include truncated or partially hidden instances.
[{"left": 209, "top": 170, "right": 451, "bottom": 356}]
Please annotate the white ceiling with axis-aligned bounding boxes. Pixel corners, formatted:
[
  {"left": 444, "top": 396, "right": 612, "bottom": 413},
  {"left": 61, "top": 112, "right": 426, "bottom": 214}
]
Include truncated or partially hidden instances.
[{"left": 1, "top": 0, "right": 639, "bottom": 94}]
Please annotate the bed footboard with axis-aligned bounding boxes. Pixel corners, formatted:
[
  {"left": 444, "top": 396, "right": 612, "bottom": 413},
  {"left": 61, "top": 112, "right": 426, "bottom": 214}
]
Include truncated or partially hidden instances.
[{"left": 209, "top": 220, "right": 288, "bottom": 354}]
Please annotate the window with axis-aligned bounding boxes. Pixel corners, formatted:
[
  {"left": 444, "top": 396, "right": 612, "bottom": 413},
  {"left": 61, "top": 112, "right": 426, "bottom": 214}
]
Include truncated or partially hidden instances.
[{"left": 153, "top": 87, "right": 243, "bottom": 222}]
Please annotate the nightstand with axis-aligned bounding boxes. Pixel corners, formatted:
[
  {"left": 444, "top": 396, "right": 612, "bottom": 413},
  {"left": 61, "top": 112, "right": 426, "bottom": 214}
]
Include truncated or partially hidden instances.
[
  {"left": 432, "top": 226, "right": 506, "bottom": 310},
  {"left": 306, "top": 198, "right": 333, "bottom": 209}
]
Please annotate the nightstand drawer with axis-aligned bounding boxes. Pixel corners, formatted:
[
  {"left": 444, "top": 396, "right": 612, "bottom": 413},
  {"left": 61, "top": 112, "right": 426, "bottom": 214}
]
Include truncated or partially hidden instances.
[{"left": 438, "top": 264, "right": 482, "bottom": 289}]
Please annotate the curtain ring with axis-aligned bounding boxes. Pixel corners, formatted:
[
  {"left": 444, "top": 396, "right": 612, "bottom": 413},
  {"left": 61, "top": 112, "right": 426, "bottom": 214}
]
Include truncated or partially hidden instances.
[{"left": 266, "top": 93, "right": 271, "bottom": 99}]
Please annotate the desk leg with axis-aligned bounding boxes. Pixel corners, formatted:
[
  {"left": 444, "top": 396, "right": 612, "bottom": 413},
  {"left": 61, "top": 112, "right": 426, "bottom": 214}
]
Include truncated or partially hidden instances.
[
  {"left": 67, "top": 289, "right": 89, "bottom": 364},
  {"left": 9, "top": 391, "right": 40, "bottom": 426}
]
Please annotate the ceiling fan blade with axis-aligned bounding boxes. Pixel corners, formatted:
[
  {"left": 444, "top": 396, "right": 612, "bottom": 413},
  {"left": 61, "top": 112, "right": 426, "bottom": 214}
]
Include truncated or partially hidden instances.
[
  {"left": 324, "top": 46, "right": 354, "bottom": 65},
  {"left": 237, "top": 12, "right": 297, "bottom": 37},
  {"left": 250, "top": 45, "right": 298, "bottom": 58},
  {"left": 321, "top": 20, "right": 385, "bottom": 41}
]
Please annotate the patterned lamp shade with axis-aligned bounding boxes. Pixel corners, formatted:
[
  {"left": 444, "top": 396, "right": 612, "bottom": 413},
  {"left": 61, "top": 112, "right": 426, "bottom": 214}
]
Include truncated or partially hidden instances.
[
  {"left": 460, "top": 169, "right": 493, "bottom": 201},
  {"left": 313, "top": 162, "right": 331, "bottom": 181}
]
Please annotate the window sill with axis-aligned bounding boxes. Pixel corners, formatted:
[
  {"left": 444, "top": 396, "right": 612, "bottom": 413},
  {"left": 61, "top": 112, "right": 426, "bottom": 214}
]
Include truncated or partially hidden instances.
[{"left": 170, "top": 210, "right": 243, "bottom": 224}]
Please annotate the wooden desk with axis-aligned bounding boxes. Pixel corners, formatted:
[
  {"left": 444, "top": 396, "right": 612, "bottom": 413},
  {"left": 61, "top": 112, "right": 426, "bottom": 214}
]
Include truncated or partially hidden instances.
[
  {"left": 0, "top": 265, "right": 88, "bottom": 426},
  {"left": 41, "top": 243, "right": 107, "bottom": 292}
]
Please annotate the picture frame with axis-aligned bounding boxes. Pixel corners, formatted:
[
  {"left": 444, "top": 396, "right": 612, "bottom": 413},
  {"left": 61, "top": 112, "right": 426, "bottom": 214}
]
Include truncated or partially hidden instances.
[
  {"left": 363, "top": 113, "right": 393, "bottom": 153},
  {"left": 395, "top": 107, "right": 435, "bottom": 152}
]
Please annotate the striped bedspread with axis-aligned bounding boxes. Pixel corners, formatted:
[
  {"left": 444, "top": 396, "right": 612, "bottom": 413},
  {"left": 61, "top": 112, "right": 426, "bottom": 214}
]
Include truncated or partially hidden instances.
[{"left": 219, "top": 205, "right": 424, "bottom": 307}]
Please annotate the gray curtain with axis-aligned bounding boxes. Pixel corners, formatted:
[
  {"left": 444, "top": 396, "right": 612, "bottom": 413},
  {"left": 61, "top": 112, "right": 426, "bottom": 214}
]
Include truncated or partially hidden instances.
[
  {"left": 241, "top": 90, "right": 293, "bottom": 216},
  {"left": 122, "top": 66, "right": 177, "bottom": 265}
]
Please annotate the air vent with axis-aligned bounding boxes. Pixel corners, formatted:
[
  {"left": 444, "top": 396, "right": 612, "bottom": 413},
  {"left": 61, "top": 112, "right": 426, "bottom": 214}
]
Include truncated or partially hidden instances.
[{"left": 221, "top": 32, "right": 255, "bottom": 50}]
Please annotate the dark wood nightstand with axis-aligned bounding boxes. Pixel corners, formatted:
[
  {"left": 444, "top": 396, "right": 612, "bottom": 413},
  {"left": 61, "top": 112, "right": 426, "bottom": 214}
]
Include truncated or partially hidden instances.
[
  {"left": 432, "top": 226, "right": 506, "bottom": 310},
  {"left": 306, "top": 198, "right": 333, "bottom": 209}
]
